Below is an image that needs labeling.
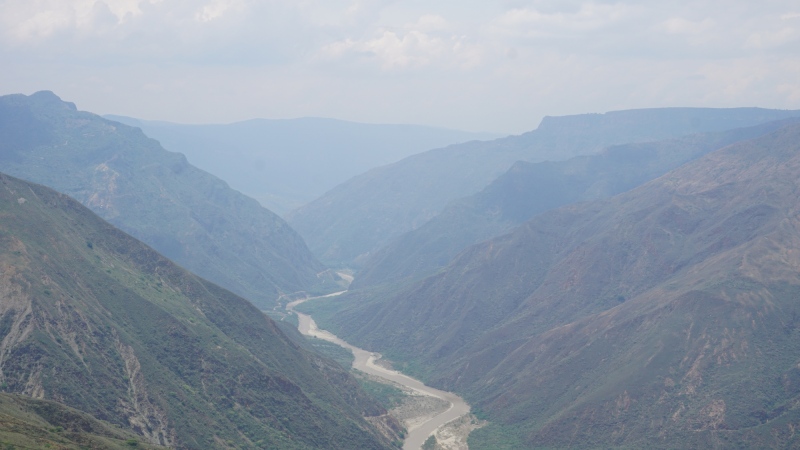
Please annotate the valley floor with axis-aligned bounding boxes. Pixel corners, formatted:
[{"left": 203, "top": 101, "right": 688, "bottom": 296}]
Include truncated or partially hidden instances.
[{"left": 285, "top": 294, "right": 474, "bottom": 450}]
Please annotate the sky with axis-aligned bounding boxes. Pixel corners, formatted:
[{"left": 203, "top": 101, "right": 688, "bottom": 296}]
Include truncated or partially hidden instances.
[{"left": 1, "top": 1, "right": 799, "bottom": 134}]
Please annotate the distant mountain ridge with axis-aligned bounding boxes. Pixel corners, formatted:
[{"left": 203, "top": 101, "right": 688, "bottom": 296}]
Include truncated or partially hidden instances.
[
  {"left": 288, "top": 106, "right": 800, "bottom": 267},
  {"left": 105, "top": 114, "right": 499, "bottom": 214},
  {"left": 0, "top": 91, "right": 333, "bottom": 308},
  {"left": 303, "top": 122, "right": 800, "bottom": 448},
  {"left": 353, "top": 117, "right": 800, "bottom": 289},
  {"left": 0, "top": 172, "right": 397, "bottom": 449}
]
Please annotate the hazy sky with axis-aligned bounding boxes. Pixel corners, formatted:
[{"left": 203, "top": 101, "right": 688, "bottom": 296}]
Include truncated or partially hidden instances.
[{"left": 2, "top": 1, "right": 799, "bottom": 133}]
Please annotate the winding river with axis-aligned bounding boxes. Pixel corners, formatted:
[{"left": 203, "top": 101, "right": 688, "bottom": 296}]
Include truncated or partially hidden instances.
[{"left": 286, "top": 293, "right": 471, "bottom": 450}]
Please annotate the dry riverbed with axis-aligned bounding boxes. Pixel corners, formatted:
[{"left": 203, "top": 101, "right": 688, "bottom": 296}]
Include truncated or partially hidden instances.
[
  {"left": 285, "top": 294, "right": 475, "bottom": 450},
  {"left": 360, "top": 371, "right": 484, "bottom": 450}
]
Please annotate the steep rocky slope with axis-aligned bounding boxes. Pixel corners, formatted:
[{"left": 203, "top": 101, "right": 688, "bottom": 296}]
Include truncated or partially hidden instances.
[
  {"left": 304, "top": 122, "right": 800, "bottom": 448},
  {"left": 0, "top": 91, "right": 333, "bottom": 309},
  {"left": 287, "top": 107, "right": 800, "bottom": 267},
  {"left": 0, "top": 173, "right": 397, "bottom": 449}
]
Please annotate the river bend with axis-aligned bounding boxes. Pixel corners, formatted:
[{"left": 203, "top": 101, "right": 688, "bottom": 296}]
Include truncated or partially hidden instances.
[{"left": 286, "top": 293, "right": 470, "bottom": 450}]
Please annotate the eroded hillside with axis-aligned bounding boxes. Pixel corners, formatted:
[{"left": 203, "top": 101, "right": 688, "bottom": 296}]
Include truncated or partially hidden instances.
[{"left": 0, "top": 172, "right": 398, "bottom": 449}]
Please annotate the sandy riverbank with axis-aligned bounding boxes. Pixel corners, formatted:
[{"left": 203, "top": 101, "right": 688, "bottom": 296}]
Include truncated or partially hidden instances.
[{"left": 285, "top": 294, "right": 473, "bottom": 450}]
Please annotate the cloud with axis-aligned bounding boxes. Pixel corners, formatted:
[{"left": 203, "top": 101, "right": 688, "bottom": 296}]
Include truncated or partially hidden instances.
[
  {"left": 195, "top": 0, "right": 244, "bottom": 23},
  {"left": 1, "top": 0, "right": 799, "bottom": 133},
  {"left": 0, "top": 0, "right": 159, "bottom": 42},
  {"left": 320, "top": 31, "right": 478, "bottom": 70},
  {"left": 658, "top": 17, "right": 715, "bottom": 35},
  {"left": 745, "top": 27, "right": 799, "bottom": 49},
  {"left": 413, "top": 14, "right": 450, "bottom": 32},
  {"left": 319, "top": 13, "right": 482, "bottom": 70},
  {"left": 4, "top": 1, "right": 790, "bottom": 66},
  {"left": 487, "top": 3, "right": 637, "bottom": 40}
]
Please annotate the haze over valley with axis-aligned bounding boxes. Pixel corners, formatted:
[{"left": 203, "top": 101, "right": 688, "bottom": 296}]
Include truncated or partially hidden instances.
[{"left": 3, "top": 1, "right": 800, "bottom": 449}]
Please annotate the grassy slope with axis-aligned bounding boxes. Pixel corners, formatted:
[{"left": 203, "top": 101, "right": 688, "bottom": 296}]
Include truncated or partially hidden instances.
[
  {"left": 0, "top": 173, "right": 395, "bottom": 449},
  {"left": 0, "top": 91, "right": 333, "bottom": 309},
  {"left": 305, "top": 122, "right": 800, "bottom": 448}
]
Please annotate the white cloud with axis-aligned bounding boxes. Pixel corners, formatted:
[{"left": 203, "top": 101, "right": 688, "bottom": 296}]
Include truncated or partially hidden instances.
[
  {"left": 0, "top": 0, "right": 162, "bottom": 42},
  {"left": 1, "top": 0, "right": 800, "bottom": 133},
  {"left": 412, "top": 14, "right": 450, "bottom": 32},
  {"left": 658, "top": 17, "right": 715, "bottom": 35},
  {"left": 195, "top": 0, "right": 243, "bottom": 23},
  {"left": 487, "top": 3, "right": 636, "bottom": 39},
  {"left": 319, "top": 11, "right": 482, "bottom": 70},
  {"left": 745, "top": 27, "right": 799, "bottom": 49},
  {"left": 321, "top": 29, "right": 482, "bottom": 70}
]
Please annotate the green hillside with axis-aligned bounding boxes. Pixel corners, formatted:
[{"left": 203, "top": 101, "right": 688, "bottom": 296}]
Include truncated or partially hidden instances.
[
  {"left": 0, "top": 91, "right": 334, "bottom": 309},
  {"left": 0, "top": 393, "right": 168, "bottom": 449},
  {"left": 302, "top": 122, "right": 800, "bottom": 448},
  {"left": 287, "top": 107, "right": 800, "bottom": 267},
  {"left": 0, "top": 172, "right": 396, "bottom": 449}
]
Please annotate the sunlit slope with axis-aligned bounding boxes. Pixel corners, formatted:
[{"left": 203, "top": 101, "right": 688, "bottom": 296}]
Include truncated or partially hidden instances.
[
  {"left": 0, "top": 173, "right": 395, "bottom": 449},
  {"left": 0, "top": 91, "right": 332, "bottom": 309},
  {"left": 309, "top": 122, "right": 800, "bottom": 448},
  {"left": 288, "top": 107, "right": 800, "bottom": 267}
]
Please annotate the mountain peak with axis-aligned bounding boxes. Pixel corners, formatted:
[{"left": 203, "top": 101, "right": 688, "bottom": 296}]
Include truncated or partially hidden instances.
[
  {"left": 0, "top": 91, "right": 335, "bottom": 308},
  {"left": 29, "top": 90, "right": 77, "bottom": 110}
]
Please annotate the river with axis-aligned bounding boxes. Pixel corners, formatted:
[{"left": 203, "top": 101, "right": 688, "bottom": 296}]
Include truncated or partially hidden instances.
[{"left": 286, "top": 293, "right": 471, "bottom": 450}]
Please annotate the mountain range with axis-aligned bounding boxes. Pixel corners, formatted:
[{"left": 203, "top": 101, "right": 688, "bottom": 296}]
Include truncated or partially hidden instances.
[
  {"left": 0, "top": 171, "right": 399, "bottom": 449},
  {"left": 287, "top": 107, "right": 800, "bottom": 267},
  {"left": 0, "top": 91, "right": 334, "bottom": 309},
  {"left": 106, "top": 115, "right": 498, "bottom": 214},
  {"left": 302, "top": 121, "right": 800, "bottom": 448},
  {"left": 5, "top": 89, "right": 800, "bottom": 449},
  {"left": 353, "top": 117, "right": 800, "bottom": 289}
]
